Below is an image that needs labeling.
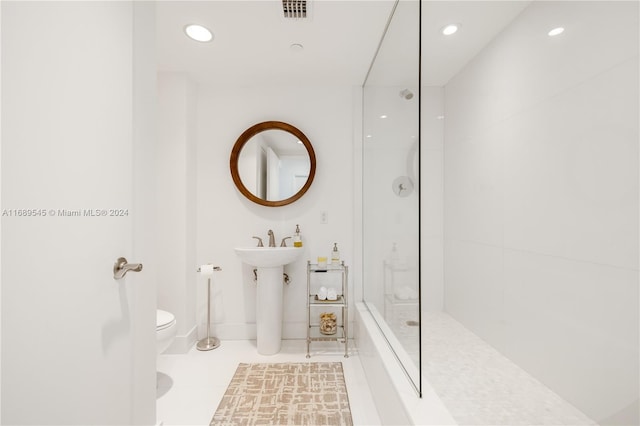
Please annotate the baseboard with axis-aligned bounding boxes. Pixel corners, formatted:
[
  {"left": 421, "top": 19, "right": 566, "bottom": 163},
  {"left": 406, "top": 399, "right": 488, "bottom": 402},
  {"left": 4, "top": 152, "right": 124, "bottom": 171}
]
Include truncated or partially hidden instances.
[
  {"left": 200, "top": 321, "right": 354, "bottom": 341},
  {"left": 202, "top": 323, "right": 255, "bottom": 340},
  {"left": 204, "top": 323, "right": 305, "bottom": 340},
  {"left": 164, "top": 324, "right": 197, "bottom": 354},
  {"left": 197, "top": 322, "right": 300, "bottom": 341}
]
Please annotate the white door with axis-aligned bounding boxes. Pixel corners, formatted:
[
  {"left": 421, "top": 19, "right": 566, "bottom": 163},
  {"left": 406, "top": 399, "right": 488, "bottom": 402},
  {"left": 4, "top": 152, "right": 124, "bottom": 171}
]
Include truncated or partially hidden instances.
[
  {"left": 1, "top": 2, "right": 156, "bottom": 424},
  {"left": 266, "top": 146, "right": 280, "bottom": 200}
]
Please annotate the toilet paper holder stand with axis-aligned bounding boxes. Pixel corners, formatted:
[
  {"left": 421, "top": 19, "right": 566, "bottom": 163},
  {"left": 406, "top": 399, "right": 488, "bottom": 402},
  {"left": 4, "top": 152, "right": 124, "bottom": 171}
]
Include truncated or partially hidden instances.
[{"left": 197, "top": 264, "right": 222, "bottom": 351}]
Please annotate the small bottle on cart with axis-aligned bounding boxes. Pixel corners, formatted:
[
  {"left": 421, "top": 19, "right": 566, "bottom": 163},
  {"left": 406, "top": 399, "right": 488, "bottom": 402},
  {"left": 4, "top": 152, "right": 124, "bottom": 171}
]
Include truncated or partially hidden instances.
[{"left": 331, "top": 243, "right": 340, "bottom": 265}]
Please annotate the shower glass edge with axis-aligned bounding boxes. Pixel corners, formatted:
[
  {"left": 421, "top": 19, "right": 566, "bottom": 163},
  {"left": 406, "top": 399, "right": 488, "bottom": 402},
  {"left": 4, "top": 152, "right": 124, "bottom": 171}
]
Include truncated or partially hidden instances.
[{"left": 361, "top": 0, "right": 422, "bottom": 397}]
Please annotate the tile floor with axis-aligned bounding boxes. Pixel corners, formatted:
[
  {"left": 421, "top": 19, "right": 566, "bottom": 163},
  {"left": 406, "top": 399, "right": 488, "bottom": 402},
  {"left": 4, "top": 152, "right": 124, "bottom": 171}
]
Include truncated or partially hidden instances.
[
  {"left": 156, "top": 339, "right": 381, "bottom": 426},
  {"left": 385, "top": 309, "right": 596, "bottom": 425},
  {"left": 158, "top": 313, "right": 597, "bottom": 426},
  {"left": 421, "top": 312, "right": 596, "bottom": 426}
]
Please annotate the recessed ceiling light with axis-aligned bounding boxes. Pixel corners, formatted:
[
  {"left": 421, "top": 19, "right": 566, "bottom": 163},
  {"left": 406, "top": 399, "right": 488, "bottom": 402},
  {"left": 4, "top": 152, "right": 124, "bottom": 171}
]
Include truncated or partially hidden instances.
[
  {"left": 366, "top": 135, "right": 373, "bottom": 138},
  {"left": 184, "top": 24, "right": 213, "bottom": 43},
  {"left": 442, "top": 24, "right": 459, "bottom": 36},
  {"left": 290, "top": 43, "right": 304, "bottom": 52},
  {"left": 380, "top": 114, "right": 388, "bottom": 119},
  {"left": 548, "top": 27, "right": 565, "bottom": 36},
  {"left": 437, "top": 115, "right": 445, "bottom": 120}
]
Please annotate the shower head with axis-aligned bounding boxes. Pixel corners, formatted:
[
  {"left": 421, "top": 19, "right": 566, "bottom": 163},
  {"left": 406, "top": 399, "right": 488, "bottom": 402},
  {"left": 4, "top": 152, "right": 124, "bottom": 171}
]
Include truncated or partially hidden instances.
[{"left": 399, "top": 89, "right": 414, "bottom": 100}]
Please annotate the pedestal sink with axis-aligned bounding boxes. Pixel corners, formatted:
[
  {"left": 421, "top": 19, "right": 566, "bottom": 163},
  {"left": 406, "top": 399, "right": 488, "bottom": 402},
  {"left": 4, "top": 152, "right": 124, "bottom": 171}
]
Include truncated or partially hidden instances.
[{"left": 234, "top": 247, "right": 303, "bottom": 355}]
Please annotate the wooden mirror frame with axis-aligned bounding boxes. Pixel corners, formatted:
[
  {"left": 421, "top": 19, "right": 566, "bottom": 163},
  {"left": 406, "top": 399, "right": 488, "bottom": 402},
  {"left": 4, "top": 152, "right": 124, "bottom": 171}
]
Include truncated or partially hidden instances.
[{"left": 230, "top": 121, "right": 317, "bottom": 207}]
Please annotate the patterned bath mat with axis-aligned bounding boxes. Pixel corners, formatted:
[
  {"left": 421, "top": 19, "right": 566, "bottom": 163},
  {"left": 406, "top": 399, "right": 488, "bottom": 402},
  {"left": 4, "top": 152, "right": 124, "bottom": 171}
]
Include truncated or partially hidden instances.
[{"left": 211, "top": 362, "right": 353, "bottom": 426}]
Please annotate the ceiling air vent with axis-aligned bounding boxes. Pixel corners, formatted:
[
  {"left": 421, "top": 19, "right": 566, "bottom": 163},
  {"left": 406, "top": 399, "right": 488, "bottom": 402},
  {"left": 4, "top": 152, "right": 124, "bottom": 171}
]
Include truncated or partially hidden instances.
[{"left": 282, "top": 0, "right": 307, "bottom": 19}]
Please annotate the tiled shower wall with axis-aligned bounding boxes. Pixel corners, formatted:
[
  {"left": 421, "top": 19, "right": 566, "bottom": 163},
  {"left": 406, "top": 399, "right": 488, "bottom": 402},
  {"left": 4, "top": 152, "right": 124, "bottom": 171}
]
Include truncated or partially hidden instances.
[{"left": 443, "top": 2, "right": 639, "bottom": 424}]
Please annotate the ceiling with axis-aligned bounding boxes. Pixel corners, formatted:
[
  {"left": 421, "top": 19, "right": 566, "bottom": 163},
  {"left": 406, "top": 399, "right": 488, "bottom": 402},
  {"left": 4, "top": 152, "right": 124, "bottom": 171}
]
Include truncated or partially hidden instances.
[
  {"left": 156, "top": 1, "right": 531, "bottom": 88},
  {"left": 156, "top": 0, "right": 396, "bottom": 87},
  {"left": 421, "top": 1, "right": 530, "bottom": 86}
]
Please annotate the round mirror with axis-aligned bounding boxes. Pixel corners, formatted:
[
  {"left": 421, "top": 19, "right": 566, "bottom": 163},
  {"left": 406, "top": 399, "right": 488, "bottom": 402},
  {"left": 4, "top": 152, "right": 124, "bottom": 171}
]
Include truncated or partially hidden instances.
[{"left": 230, "top": 121, "right": 316, "bottom": 207}]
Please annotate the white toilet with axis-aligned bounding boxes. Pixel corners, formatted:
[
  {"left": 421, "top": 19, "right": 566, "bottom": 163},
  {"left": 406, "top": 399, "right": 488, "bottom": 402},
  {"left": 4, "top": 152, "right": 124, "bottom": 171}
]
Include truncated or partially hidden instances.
[{"left": 156, "top": 309, "right": 177, "bottom": 355}]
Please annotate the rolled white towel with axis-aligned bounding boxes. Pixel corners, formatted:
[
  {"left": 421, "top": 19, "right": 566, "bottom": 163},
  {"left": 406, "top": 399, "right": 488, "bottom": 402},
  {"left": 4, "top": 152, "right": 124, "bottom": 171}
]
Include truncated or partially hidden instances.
[
  {"left": 317, "top": 286, "right": 327, "bottom": 300},
  {"left": 395, "top": 285, "right": 417, "bottom": 300},
  {"left": 326, "top": 287, "right": 338, "bottom": 301}
]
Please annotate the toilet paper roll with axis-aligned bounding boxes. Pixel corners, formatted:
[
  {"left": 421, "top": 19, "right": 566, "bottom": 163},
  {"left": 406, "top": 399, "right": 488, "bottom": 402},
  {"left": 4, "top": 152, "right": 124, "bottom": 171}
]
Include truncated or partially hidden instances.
[{"left": 199, "top": 264, "right": 215, "bottom": 276}]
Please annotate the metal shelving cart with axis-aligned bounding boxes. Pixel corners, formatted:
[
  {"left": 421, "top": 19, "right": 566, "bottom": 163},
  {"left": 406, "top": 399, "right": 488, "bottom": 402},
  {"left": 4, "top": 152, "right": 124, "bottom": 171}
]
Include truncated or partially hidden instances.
[
  {"left": 383, "top": 259, "right": 419, "bottom": 322},
  {"left": 306, "top": 260, "right": 348, "bottom": 358}
]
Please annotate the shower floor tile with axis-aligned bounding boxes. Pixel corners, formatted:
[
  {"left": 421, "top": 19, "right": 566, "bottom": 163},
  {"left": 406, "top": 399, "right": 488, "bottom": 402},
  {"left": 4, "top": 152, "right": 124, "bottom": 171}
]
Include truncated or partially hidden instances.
[
  {"left": 422, "top": 312, "right": 597, "bottom": 426},
  {"left": 156, "top": 339, "right": 380, "bottom": 426}
]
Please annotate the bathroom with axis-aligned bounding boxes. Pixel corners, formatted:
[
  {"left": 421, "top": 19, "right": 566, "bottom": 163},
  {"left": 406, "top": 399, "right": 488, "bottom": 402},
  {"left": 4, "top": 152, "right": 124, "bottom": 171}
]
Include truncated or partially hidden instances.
[{"left": 1, "top": 0, "right": 638, "bottom": 425}]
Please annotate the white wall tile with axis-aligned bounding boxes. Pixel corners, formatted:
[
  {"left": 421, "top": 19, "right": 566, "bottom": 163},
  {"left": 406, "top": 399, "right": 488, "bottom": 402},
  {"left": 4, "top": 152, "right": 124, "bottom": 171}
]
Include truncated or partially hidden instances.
[
  {"left": 503, "top": 58, "right": 639, "bottom": 269},
  {"left": 443, "top": 1, "right": 639, "bottom": 422},
  {"left": 446, "top": 1, "right": 639, "bottom": 144},
  {"left": 503, "top": 249, "right": 639, "bottom": 423},
  {"left": 422, "top": 137, "right": 443, "bottom": 238},
  {"left": 422, "top": 86, "right": 445, "bottom": 152},
  {"left": 422, "top": 236, "right": 444, "bottom": 312},
  {"left": 421, "top": 87, "right": 445, "bottom": 312},
  {"left": 444, "top": 125, "right": 504, "bottom": 246},
  {"left": 444, "top": 239, "right": 506, "bottom": 352}
]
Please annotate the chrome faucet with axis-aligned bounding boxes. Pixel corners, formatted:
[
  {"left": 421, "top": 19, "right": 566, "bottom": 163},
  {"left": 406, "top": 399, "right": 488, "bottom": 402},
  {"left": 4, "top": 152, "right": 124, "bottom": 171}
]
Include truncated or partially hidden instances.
[{"left": 267, "top": 229, "right": 276, "bottom": 247}]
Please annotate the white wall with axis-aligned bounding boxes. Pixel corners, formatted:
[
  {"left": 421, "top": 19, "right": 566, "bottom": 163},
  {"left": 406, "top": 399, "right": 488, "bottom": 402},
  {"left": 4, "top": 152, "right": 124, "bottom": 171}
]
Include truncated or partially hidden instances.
[
  {"left": 444, "top": 1, "right": 639, "bottom": 424},
  {"left": 157, "top": 73, "right": 198, "bottom": 352},
  {"left": 195, "top": 85, "right": 355, "bottom": 340}
]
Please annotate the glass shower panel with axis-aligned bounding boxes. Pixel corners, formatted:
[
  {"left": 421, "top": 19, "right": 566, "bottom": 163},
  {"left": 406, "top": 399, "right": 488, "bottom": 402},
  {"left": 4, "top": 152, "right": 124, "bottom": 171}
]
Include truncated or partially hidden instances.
[{"left": 362, "top": 0, "right": 421, "bottom": 394}]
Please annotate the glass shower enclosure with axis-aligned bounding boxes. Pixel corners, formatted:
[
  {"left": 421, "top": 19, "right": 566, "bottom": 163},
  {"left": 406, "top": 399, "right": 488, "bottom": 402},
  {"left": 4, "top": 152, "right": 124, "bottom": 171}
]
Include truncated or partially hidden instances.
[{"left": 362, "top": 0, "right": 421, "bottom": 394}]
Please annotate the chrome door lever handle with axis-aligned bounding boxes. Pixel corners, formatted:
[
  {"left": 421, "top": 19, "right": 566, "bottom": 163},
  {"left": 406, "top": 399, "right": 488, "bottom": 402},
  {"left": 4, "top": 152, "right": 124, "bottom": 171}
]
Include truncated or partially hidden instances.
[{"left": 113, "top": 257, "right": 143, "bottom": 280}]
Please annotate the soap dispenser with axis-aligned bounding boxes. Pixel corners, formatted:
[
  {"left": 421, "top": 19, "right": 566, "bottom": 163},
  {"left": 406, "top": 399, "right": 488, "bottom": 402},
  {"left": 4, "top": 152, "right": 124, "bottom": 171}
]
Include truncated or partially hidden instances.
[
  {"left": 293, "top": 224, "right": 303, "bottom": 247},
  {"left": 331, "top": 242, "right": 340, "bottom": 265}
]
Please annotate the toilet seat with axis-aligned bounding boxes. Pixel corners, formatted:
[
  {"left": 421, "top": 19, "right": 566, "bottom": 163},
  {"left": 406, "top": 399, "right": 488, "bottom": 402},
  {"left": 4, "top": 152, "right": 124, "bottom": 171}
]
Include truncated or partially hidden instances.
[{"left": 157, "top": 309, "right": 176, "bottom": 331}]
